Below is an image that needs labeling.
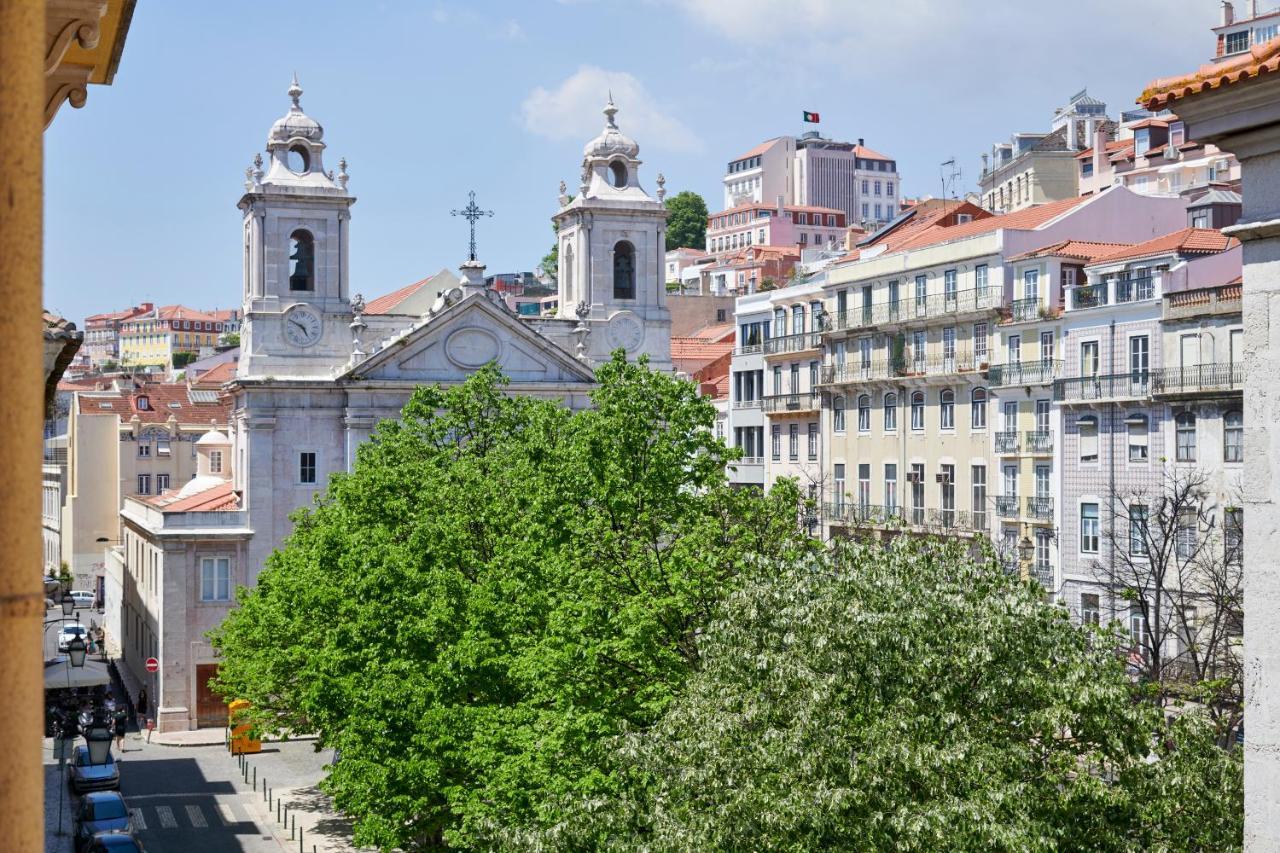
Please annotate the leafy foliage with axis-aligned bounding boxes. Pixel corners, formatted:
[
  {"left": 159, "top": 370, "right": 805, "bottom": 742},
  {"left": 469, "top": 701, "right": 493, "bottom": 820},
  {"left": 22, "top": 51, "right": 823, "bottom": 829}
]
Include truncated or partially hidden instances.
[
  {"left": 210, "top": 354, "right": 814, "bottom": 849},
  {"left": 663, "top": 191, "right": 708, "bottom": 252},
  {"left": 497, "top": 536, "right": 1242, "bottom": 851}
]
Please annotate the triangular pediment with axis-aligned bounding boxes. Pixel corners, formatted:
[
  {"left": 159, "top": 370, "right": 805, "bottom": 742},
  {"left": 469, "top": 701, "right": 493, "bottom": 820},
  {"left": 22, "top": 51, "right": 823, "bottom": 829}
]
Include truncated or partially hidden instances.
[{"left": 341, "top": 293, "right": 595, "bottom": 385}]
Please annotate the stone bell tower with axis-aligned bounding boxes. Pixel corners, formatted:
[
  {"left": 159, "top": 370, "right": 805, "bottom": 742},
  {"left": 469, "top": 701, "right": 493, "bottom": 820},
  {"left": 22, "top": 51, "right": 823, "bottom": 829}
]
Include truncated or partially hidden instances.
[
  {"left": 237, "top": 76, "right": 356, "bottom": 379},
  {"left": 552, "top": 98, "right": 672, "bottom": 372}
]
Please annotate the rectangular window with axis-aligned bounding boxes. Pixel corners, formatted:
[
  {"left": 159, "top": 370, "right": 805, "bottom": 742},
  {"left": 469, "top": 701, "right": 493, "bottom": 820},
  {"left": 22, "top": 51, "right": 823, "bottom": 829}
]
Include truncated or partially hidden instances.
[
  {"left": 972, "top": 465, "right": 986, "bottom": 527},
  {"left": 1225, "top": 508, "right": 1243, "bottom": 566},
  {"left": 1080, "top": 593, "right": 1100, "bottom": 626},
  {"left": 1039, "top": 331, "right": 1054, "bottom": 365},
  {"left": 833, "top": 463, "right": 846, "bottom": 510},
  {"left": 809, "top": 360, "right": 819, "bottom": 389},
  {"left": 884, "top": 394, "right": 897, "bottom": 431},
  {"left": 789, "top": 363, "right": 800, "bottom": 394},
  {"left": 156, "top": 437, "right": 171, "bottom": 457},
  {"left": 1079, "top": 415, "right": 1099, "bottom": 463},
  {"left": 788, "top": 424, "right": 799, "bottom": 461},
  {"left": 807, "top": 423, "right": 818, "bottom": 460},
  {"left": 940, "top": 464, "right": 955, "bottom": 524},
  {"left": 885, "top": 463, "right": 898, "bottom": 511},
  {"left": 1023, "top": 268, "right": 1039, "bottom": 302},
  {"left": 773, "top": 365, "right": 783, "bottom": 395},
  {"left": 137, "top": 443, "right": 151, "bottom": 458},
  {"left": 944, "top": 269, "right": 957, "bottom": 304},
  {"left": 1176, "top": 513, "right": 1198, "bottom": 560},
  {"left": 771, "top": 425, "right": 781, "bottom": 461},
  {"left": 1081, "top": 503, "right": 1099, "bottom": 553},
  {"left": 914, "top": 275, "right": 927, "bottom": 315},
  {"left": 975, "top": 264, "right": 989, "bottom": 297},
  {"left": 156, "top": 474, "right": 170, "bottom": 492},
  {"left": 1129, "top": 504, "right": 1148, "bottom": 556},
  {"left": 1129, "top": 335, "right": 1149, "bottom": 392},
  {"left": 136, "top": 474, "right": 151, "bottom": 495},
  {"left": 974, "top": 322, "right": 988, "bottom": 365},
  {"left": 858, "top": 463, "right": 871, "bottom": 507},
  {"left": 910, "top": 463, "right": 925, "bottom": 524},
  {"left": 209, "top": 450, "right": 223, "bottom": 474},
  {"left": 1081, "top": 341, "right": 1099, "bottom": 377},
  {"left": 200, "top": 556, "right": 232, "bottom": 602},
  {"left": 299, "top": 451, "right": 317, "bottom": 484},
  {"left": 943, "top": 327, "right": 956, "bottom": 370}
]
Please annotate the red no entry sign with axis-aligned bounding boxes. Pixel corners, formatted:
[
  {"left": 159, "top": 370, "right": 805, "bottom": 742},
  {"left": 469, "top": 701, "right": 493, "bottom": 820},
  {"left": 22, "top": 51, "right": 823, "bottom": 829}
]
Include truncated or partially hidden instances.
[{"left": 145, "top": 657, "right": 159, "bottom": 673}]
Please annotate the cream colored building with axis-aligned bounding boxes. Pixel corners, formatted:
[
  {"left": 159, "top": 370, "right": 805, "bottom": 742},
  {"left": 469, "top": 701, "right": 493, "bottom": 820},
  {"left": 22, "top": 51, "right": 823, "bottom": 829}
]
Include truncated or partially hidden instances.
[
  {"left": 819, "top": 188, "right": 1188, "bottom": 551},
  {"left": 761, "top": 279, "right": 826, "bottom": 503},
  {"left": 61, "top": 379, "right": 229, "bottom": 596}
]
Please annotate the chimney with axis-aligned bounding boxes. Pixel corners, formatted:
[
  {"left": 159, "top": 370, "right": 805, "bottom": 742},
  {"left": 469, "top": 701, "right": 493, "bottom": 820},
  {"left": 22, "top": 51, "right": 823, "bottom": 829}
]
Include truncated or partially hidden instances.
[
  {"left": 1092, "top": 126, "right": 1107, "bottom": 180},
  {"left": 776, "top": 194, "right": 785, "bottom": 216},
  {"left": 1221, "top": 0, "right": 1234, "bottom": 26},
  {"left": 1249, "top": 0, "right": 1258, "bottom": 19},
  {"left": 857, "top": 137, "right": 864, "bottom": 147}
]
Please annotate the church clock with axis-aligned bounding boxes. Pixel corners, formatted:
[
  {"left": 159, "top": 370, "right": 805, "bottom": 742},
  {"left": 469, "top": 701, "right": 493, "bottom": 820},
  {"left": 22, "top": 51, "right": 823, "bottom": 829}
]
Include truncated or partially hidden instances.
[{"left": 283, "top": 304, "right": 322, "bottom": 347}]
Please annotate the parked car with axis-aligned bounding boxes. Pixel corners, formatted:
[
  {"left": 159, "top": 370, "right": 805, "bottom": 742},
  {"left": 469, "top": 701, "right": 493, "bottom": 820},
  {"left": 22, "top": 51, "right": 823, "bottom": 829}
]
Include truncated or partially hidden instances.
[
  {"left": 74, "top": 792, "right": 131, "bottom": 853},
  {"left": 57, "top": 624, "right": 88, "bottom": 652},
  {"left": 70, "top": 590, "right": 96, "bottom": 608},
  {"left": 69, "top": 744, "right": 119, "bottom": 793},
  {"left": 85, "top": 832, "right": 144, "bottom": 852}
]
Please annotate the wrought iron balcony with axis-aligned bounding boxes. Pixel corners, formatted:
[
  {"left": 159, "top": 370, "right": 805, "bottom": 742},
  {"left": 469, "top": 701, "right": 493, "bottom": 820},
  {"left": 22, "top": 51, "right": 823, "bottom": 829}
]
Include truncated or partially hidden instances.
[
  {"left": 1070, "top": 283, "right": 1108, "bottom": 310},
  {"left": 1032, "top": 563, "right": 1054, "bottom": 589},
  {"left": 831, "top": 286, "right": 1000, "bottom": 333},
  {"left": 1053, "top": 372, "right": 1151, "bottom": 402},
  {"left": 994, "top": 431, "right": 1020, "bottom": 454},
  {"left": 1009, "top": 297, "right": 1042, "bottom": 323},
  {"left": 1114, "top": 275, "right": 1155, "bottom": 305},
  {"left": 1026, "top": 496, "right": 1054, "bottom": 521},
  {"left": 995, "top": 495, "right": 1019, "bottom": 518},
  {"left": 762, "top": 392, "right": 820, "bottom": 413},
  {"left": 1149, "top": 363, "right": 1243, "bottom": 398},
  {"left": 986, "top": 360, "right": 1063, "bottom": 386},
  {"left": 1025, "top": 430, "right": 1053, "bottom": 454},
  {"left": 822, "top": 352, "right": 980, "bottom": 385},
  {"left": 825, "top": 503, "right": 905, "bottom": 525},
  {"left": 763, "top": 331, "right": 823, "bottom": 355},
  {"left": 732, "top": 398, "right": 763, "bottom": 409},
  {"left": 823, "top": 503, "right": 981, "bottom": 533}
]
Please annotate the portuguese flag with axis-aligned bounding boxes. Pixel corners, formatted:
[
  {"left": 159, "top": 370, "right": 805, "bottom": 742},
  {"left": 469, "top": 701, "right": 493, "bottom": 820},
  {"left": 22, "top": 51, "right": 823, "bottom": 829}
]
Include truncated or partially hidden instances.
[{"left": 803, "top": 110, "right": 820, "bottom": 123}]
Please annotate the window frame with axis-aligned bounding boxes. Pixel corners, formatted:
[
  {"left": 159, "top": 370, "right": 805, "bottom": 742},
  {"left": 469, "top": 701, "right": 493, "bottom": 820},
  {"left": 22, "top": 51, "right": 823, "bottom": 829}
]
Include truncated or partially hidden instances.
[{"left": 199, "top": 555, "right": 233, "bottom": 602}]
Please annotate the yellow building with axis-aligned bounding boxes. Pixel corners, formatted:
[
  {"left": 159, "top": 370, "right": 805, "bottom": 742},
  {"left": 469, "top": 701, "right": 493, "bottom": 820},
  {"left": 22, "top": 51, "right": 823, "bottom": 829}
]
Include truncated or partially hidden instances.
[{"left": 119, "top": 304, "right": 227, "bottom": 369}]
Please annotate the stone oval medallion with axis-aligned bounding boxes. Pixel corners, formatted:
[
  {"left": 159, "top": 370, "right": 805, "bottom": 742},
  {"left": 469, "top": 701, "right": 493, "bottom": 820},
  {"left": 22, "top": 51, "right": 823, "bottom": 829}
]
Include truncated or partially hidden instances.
[{"left": 445, "top": 327, "right": 501, "bottom": 368}]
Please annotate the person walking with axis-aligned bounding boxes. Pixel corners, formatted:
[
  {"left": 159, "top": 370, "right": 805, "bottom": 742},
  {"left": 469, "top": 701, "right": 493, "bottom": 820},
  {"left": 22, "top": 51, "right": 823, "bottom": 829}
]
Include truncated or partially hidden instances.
[
  {"left": 112, "top": 705, "right": 127, "bottom": 752},
  {"left": 136, "top": 687, "right": 148, "bottom": 722}
]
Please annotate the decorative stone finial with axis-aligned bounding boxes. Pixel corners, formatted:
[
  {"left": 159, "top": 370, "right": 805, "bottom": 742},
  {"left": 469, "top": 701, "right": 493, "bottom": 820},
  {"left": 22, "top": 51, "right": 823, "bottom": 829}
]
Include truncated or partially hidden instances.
[
  {"left": 288, "top": 73, "right": 303, "bottom": 110},
  {"left": 351, "top": 292, "right": 365, "bottom": 316},
  {"left": 558, "top": 179, "right": 569, "bottom": 207},
  {"left": 656, "top": 172, "right": 666, "bottom": 202},
  {"left": 252, "top": 152, "right": 264, "bottom": 185},
  {"left": 603, "top": 93, "right": 618, "bottom": 129},
  {"left": 579, "top": 159, "right": 590, "bottom": 194},
  {"left": 337, "top": 157, "right": 349, "bottom": 190},
  {"left": 349, "top": 292, "right": 367, "bottom": 366},
  {"left": 244, "top": 164, "right": 254, "bottom": 191}
]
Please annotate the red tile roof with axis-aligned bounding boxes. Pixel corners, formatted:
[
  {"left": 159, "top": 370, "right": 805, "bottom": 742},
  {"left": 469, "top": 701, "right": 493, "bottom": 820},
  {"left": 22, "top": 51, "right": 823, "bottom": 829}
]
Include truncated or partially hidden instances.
[
  {"left": 1091, "top": 227, "right": 1239, "bottom": 264},
  {"left": 710, "top": 201, "right": 844, "bottom": 219},
  {"left": 366, "top": 274, "right": 439, "bottom": 315},
  {"left": 671, "top": 337, "right": 733, "bottom": 362},
  {"left": 893, "top": 196, "right": 1092, "bottom": 253},
  {"left": 1141, "top": 36, "right": 1280, "bottom": 109},
  {"left": 852, "top": 143, "right": 892, "bottom": 161},
  {"left": 192, "top": 361, "right": 237, "bottom": 387},
  {"left": 155, "top": 305, "right": 221, "bottom": 323},
  {"left": 732, "top": 138, "right": 783, "bottom": 162},
  {"left": 690, "top": 322, "right": 735, "bottom": 343},
  {"left": 76, "top": 381, "right": 231, "bottom": 424},
  {"left": 1007, "top": 239, "right": 1135, "bottom": 263},
  {"left": 145, "top": 480, "right": 240, "bottom": 512}
]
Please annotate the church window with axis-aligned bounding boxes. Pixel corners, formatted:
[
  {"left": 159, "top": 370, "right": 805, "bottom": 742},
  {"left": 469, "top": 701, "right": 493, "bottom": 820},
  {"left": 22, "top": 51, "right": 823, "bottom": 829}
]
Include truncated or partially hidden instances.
[
  {"left": 563, "top": 244, "right": 574, "bottom": 295},
  {"left": 287, "top": 145, "right": 310, "bottom": 174},
  {"left": 609, "top": 160, "right": 628, "bottom": 188},
  {"left": 289, "top": 230, "right": 315, "bottom": 291},
  {"left": 613, "top": 241, "right": 636, "bottom": 300}
]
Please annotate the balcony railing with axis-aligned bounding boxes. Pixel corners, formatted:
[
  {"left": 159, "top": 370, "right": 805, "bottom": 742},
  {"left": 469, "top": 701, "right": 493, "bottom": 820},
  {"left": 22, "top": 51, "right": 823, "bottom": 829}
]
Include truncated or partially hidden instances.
[
  {"left": 823, "top": 503, "right": 982, "bottom": 532},
  {"left": 736, "top": 341, "right": 764, "bottom": 355},
  {"left": 995, "top": 495, "right": 1019, "bottom": 518},
  {"left": 1053, "top": 372, "right": 1151, "bottom": 402},
  {"left": 736, "top": 456, "right": 763, "bottom": 465},
  {"left": 762, "top": 392, "right": 820, "bottom": 413},
  {"left": 822, "top": 352, "right": 980, "bottom": 385},
  {"left": 732, "top": 398, "right": 763, "bottom": 409},
  {"left": 1114, "top": 276, "right": 1155, "bottom": 305},
  {"left": 1071, "top": 284, "right": 1108, "bottom": 310},
  {"left": 1150, "top": 363, "right": 1244, "bottom": 397},
  {"left": 1164, "top": 284, "right": 1241, "bottom": 321},
  {"left": 832, "top": 286, "right": 1000, "bottom": 332},
  {"left": 1026, "top": 496, "right": 1054, "bottom": 521},
  {"left": 987, "top": 360, "right": 1063, "bottom": 386},
  {"left": 1010, "top": 297, "right": 1041, "bottom": 323},
  {"left": 994, "top": 431, "right": 1019, "bottom": 453},
  {"left": 763, "top": 331, "right": 823, "bottom": 355},
  {"left": 1025, "top": 430, "right": 1053, "bottom": 454}
]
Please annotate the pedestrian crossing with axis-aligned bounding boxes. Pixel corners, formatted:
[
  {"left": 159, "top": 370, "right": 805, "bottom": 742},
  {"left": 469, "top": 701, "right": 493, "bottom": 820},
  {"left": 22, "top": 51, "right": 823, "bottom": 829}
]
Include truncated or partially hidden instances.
[{"left": 129, "top": 798, "right": 254, "bottom": 832}]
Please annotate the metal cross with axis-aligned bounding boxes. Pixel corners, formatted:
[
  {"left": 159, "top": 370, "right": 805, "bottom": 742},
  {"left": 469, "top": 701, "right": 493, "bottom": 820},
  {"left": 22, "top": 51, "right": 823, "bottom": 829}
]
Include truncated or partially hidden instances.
[{"left": 451, "top": 190, "right": 494, "bottom": 262}]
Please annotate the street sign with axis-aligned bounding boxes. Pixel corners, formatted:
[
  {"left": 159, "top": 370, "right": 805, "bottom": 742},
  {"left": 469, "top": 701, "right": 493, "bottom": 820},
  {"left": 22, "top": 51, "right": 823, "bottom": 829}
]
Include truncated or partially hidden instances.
[{"left": 145, "top": 657, "right": 159, "bottom": 673}]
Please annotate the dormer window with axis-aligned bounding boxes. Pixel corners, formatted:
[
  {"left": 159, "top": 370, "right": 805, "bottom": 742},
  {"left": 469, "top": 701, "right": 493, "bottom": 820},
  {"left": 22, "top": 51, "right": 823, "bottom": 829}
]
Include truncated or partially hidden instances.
[
  {"left": 289, "top": 230, "right": 315, "bottom": 291},
  {"left": 287, "top": 145, "right": 311, "bottom": 174},
  {"left": 136, "top": 395, "right": 150, "bottom": 411},
  {"left": 609, "top": 161, "right": 627, "bottom": 188}
]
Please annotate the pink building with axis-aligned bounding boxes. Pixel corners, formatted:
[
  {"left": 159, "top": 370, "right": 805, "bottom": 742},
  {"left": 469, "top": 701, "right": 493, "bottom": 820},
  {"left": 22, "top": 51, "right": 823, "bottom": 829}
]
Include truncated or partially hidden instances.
[
  {"left": 705, "top": 202, "right": 846, "bottom": 258},
  {"left": 1213, "top": 1, "right": 1280, "bottom": 61}
]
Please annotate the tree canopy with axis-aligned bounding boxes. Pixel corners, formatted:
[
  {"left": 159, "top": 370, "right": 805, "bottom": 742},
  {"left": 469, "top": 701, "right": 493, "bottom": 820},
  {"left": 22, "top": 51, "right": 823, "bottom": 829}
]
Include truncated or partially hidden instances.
[
  {"left": 210, "top": 354, "right": 814, "bottom": 849},
  {"left": 663, "top": 190, "right": 708, "bottom": 252},
  {"left": 493, "top": 536, "right": 1242, "bottom": 851}
]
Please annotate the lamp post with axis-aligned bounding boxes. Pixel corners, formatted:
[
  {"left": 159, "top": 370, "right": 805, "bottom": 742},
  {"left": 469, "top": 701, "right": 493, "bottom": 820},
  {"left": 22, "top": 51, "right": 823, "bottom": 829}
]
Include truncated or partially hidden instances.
[{"left": 55, "top": 632, "right": 90, "bottom": 836}]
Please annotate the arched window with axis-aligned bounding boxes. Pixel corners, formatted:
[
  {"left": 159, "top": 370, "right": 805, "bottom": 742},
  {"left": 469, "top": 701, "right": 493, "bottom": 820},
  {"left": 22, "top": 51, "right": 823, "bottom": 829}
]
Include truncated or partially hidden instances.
[
  {"left": 1078, "top": 414, "right": 1099, "bottom": 463},
  {"left": 971, "top": 387, "right": 987, "bottom": 429},
  {"left": 774, "top": 308, "right": 787, "bottom": 338},
  {"left": 911, "top": 391, "right": 925, "bottom": 430},
  {"left": 563, "top": 244, "right": 574, "bottom": 296},
  {"left": 792, "top": 304, "right": 806, "bottom": 335},
  {"left": 612, "top": 241, "right": 635, "bottom": 300},
  {"left": 857, "top": 394, "right": 871, "bottom": 432},
  {"left": 884, "top": 392, "right": 897, "bottom": 431},
  {"left": 1224, "top": 410, "right": 1243, "bottom": 462},
  {"left": 609, "top": 160, "right": 628, "bottom": 188},
  {"left": 287, "top": 145, "right": 310, "bottom": 174},
  {"left": 940, "top": 389, "right": 955, "bottom": 430},
  {"left": 289, "top": 230, "right": 315, "bottom": 292},
  {"left": 1176, "top": 411, "right": 1196, "bottom": 462},
  {"left": 833, "top": 396, "right": 846, "bottom": 433}
]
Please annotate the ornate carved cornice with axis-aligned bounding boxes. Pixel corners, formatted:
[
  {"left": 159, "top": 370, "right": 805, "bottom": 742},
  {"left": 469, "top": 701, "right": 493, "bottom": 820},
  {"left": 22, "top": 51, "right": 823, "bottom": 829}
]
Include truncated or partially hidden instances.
[{"left": 43, "top": 0, "right": 111, "bottom": 127}]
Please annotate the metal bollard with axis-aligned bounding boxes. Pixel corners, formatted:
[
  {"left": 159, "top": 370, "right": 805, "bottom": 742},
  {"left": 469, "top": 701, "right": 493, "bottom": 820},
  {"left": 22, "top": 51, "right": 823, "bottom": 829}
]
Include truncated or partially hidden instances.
[
  {"left": 290, "top": 813, "right": 295, "bottom": 840},
  {"left": 252, "top": 767, "right": 256, "bottom": 790},
  {"left": 298, "top": 827, "right": 303, "bottom": 852},
  {"left": 266, "top": 781, "right": 271, "bottom": 806},
  {"left": 277, "top": 799, "right": 282, "bottom": 823}
]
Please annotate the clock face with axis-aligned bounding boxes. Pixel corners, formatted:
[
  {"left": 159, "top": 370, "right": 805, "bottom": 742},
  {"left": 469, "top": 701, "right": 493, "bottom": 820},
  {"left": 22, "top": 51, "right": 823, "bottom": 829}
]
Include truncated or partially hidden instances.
[
  {"left": 605, "top": 313, "right": 644, "bottom": 352},
  {"left": 284, "top": 305, "right": 322, "bottom": 347}
]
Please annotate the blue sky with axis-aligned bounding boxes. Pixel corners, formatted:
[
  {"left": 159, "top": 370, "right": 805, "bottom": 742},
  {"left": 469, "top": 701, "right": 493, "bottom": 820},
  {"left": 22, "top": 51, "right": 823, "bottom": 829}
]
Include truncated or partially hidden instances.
[{"left": 45, "top": 0, "right": 1214, "bottom": 323}]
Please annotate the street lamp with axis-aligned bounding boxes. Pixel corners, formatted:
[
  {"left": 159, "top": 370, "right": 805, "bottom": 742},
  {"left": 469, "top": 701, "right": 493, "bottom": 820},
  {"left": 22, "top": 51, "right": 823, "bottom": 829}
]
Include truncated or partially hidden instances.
[
  {"left": 84, "top": 715, "right": 113, "bottom": 765},
  {"left": 1018, "top": 535, "right": 1034, "bottom": 564},
  {"left": 66, "top": 634, "right": 87, "bottom": 669},
  {"left": 60, "top": 594, "right": 74, "bottom": 617}
]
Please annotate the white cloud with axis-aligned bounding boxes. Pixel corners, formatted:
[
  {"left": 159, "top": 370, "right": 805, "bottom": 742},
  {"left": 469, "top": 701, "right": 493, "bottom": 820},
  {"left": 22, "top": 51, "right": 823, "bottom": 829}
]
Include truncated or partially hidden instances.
[
  {"left": 521, "top": 66, "right": 704, "bottom": 153},
  {"left": 499, "top": 19, "right": 526, "bottom": 41}
]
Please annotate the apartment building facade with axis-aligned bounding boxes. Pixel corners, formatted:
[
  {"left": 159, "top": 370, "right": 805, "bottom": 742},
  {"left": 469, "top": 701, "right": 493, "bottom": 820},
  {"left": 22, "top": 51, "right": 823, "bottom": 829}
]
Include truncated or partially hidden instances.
[
  {"left": 706, "top": 202, "right": 846, "bottom": 258},
  {"left": 119, "top": 304, "right": 230, "bottom": 369},
  {"left": 1213, "top": 1, "right": 1280, "bottom": 60},
  {"left": 727, "top": 293, "right": 770, "bottom": 487},
  {"left": 84, "top": 303, "right": 152, "bottom": 370},
  {"left": 761, "top": 280, "right": 826, "bottom": 503}
]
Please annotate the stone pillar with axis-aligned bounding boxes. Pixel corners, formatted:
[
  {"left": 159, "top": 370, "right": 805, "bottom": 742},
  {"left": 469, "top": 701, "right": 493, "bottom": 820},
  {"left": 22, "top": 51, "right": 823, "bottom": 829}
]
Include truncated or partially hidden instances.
[{"left": 0, "top": 3, "right": 46, "bottom": 849}]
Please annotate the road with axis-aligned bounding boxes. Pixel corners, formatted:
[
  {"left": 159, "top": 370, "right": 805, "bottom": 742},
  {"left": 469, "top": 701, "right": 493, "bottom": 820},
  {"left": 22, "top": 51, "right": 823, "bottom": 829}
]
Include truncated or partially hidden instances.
[
  {"left": 42, "top": 602, "right": 101, "bottom": 661},
  {"left": 45, "top": 733, "right": 286, "bottom": 852}
]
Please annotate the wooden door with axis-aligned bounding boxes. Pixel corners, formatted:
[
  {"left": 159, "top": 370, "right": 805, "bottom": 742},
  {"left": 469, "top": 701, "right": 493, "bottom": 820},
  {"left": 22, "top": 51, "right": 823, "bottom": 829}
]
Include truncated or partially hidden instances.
[{"left": 195, "top": 664, "right": 227, "bottom": 728}]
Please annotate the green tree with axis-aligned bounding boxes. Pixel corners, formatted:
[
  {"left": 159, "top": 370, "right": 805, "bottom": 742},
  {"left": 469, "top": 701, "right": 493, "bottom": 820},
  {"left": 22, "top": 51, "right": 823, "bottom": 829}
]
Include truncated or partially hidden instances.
[
  {"left": 171, "top": 351, "right": 197, "bottom": 368},
  {"left": 501, "top": 536, "right": 1242, "bottom": 851},
  {"left": 221, "top": 332, "right": 241, "bottom": 347},
  {"left": 210, "top": 354, "right": 814, "bottom": 849},
  {"left": 663, "top": 190, "right": 708, "bottom": 251}
]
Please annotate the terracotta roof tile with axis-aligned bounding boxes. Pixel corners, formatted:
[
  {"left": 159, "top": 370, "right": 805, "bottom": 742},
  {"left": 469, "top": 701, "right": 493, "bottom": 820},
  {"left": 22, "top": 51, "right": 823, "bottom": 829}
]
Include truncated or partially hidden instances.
[
  {"left": 852, "top": 143, "right": 892, "bottom": 161},
  {"left": 671, "top": 337, "right": 733, "bottom": 361},
  {"left": 1007, "top": 239, "right": 1135, "bottom": 263},
  {"left": 893, "top": 196, "right": 1091, "bottom": 253},
  {"left": 732, "top": 138, "right": 783, "bottom": 162},
  {"left": 145, "top": 480, "right": 240, "bottom": 512},
  {"left": 710, "top": 202, "right": 844, "bottom": 218},
  {"left": 1141, "top": 35, "right": 1280, "bottom": 110},
  {"left": 192, "top": 361, "right": 237, "bottom": 387},
  {"left": 1090, "top": 227, "right": 1239, "bottom": 264},
  {"left": 1076, "top": 139, "right": 1133, "bottom": 160},
  {"left": 366, "top": 274, "right": 439, "bottom": 315},
  {"left": 690, "top": 323, "right": 735, "bottom": 342},
  {"left": 75, "top": 381, "right": 231, "bottom": 425}
]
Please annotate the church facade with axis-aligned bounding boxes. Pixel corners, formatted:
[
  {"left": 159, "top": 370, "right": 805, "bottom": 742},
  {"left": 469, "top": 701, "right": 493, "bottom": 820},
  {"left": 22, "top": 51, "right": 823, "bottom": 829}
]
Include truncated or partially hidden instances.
[{"left": 118, "top": 79, "right": 674, "bottom": 731}]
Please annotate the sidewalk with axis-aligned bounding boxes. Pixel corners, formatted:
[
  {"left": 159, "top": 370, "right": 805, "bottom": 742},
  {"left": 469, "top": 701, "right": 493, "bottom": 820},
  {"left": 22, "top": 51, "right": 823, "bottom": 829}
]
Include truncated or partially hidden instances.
[{"left": 151, "top": 727, "right": 318, "bottom": 747}]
